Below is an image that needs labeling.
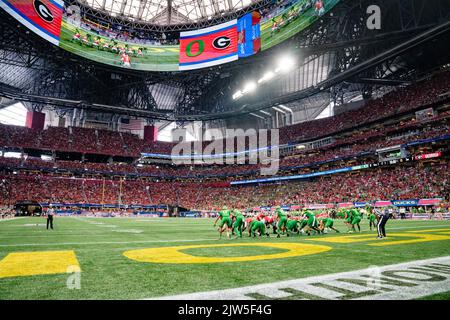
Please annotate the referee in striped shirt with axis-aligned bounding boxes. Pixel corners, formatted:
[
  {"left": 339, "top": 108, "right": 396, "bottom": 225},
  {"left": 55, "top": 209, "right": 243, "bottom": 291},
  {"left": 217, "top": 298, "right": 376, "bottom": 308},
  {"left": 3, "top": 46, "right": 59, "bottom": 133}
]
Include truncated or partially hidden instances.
[{"left": 375, "top": 208, "right": 390, "bottom": 239}]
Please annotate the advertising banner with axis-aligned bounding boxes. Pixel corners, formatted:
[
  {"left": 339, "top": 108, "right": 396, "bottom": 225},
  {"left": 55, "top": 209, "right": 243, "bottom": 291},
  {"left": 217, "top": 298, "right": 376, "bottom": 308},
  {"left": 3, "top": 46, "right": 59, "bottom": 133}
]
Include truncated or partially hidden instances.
[
  {"left": 413, "top": 152, "right": 442, "bottom": 160},
  {"left": 374, "top": 201, "right": 393, "bottom": 207},
  {"left": 411, "top": 214, "right": 431, "bottom": 219},
  {"left": 392, "top": 199, "right": 419, "bottom": 207},
  {"left": 305, "top": 204, "right": 328, "bottom": 209},
  {"left": 418, "top": 198, "right": 442, "bottom": 205},
  {"left": 354, "top": 202, "right": 370, "bottom": 208},
  {"left": 338, "top": 202, "right": 353, "bottom": 208}
]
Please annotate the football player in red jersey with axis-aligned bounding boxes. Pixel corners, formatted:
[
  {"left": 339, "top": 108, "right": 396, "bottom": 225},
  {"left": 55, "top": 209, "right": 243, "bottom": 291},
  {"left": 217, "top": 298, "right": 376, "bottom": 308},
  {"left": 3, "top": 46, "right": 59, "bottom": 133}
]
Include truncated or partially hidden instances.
[{"left": 263, "top": 215, "right": 278, "bottom": 234}]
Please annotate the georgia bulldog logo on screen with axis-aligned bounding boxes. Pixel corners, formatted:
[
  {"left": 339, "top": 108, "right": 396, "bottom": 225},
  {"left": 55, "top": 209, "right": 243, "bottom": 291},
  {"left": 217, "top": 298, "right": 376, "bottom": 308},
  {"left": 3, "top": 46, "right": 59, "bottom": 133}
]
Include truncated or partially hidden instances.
[
  {"left": 212, "top": 36, "right": 231, "bottom": 50},
  {"left": 33, "top": 0, "right": 54, "bottom": 23}
]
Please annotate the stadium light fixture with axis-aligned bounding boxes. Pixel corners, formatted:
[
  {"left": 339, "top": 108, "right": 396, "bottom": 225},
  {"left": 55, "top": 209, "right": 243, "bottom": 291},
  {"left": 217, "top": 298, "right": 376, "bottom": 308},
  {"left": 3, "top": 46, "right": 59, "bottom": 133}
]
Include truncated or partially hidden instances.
[
  {"left": 276, "top": 56, "right": 296, "bottom": 73},
  {"left": 232, "top": 90, "right": 243, "bottom": 100},
  {"left": 242, "top": 81, "right": 257, "bottom": 93},
  {"left": 259, "top": 110, "right": 271, "bottom": 116},
  {"left": 258, "top": 71, "right": 275, "bottom": 84}
]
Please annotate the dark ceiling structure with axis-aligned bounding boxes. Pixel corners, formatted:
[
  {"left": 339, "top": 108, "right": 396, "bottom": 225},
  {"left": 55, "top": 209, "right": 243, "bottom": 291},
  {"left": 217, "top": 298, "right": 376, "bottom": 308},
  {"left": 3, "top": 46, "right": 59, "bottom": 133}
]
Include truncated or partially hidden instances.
[{"left": 0, "top": 0, "right": 449, "bottom": 123}]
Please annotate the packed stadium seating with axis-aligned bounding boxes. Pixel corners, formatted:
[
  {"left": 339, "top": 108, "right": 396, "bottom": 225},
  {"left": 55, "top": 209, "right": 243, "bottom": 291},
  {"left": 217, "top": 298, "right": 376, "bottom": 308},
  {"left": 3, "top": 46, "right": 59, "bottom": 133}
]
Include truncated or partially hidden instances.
[
  {"left": 0, "top": 109, "right": 448, "bottom": 179},
  {"left": 1, "top": 71, "right": 448, "bottom": 159},
  {"left": 1, "top": 162, "right": 447, "bottom": 210},
  {"left": 279, "top": 71, "right": 450, "bottom": 144},
  {"left": 0, "top": 71, "right": 449, "bottom": 210}
]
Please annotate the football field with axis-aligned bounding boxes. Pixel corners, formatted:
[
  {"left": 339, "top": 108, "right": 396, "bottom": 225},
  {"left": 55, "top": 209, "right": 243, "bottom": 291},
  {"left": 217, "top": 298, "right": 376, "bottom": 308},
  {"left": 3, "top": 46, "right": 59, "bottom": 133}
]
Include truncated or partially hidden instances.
[{"left": 0, "top": 217, "right": 449, "bottom": 300}]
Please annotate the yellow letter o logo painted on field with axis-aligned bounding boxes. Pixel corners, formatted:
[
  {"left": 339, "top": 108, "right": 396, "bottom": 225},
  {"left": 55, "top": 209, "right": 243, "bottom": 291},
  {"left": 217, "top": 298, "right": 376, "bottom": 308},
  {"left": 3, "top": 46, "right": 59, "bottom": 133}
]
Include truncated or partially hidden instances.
[{"left": 123, "top": 242, "right": 331, "bottom": 264}]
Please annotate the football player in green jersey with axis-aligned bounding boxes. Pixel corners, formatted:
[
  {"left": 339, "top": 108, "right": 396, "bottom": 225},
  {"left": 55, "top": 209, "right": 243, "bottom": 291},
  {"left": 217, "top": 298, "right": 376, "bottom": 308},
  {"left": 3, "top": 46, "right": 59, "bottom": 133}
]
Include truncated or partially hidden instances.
[
  {"left": 298, "top": 217, "right": 309, "bottom": 235},
  {"left": 213, "top": 206, "right": 232, "bottom": 239},
  {"left": 336, "top": 209, "right": 346, "bottom": 219},
  {"left": 275, "top": 206, "right": 288, "bottom": 238},
  {"left": 232, "top": 209, "right": 245, "bottom": 239},
  {"left": 351, "top": 208, "right": 362, "bottom": 232},
  {"left": 285, "top": 219, "right": 300, "bottom": 236},
  {"left": 344, "top": 209, "right": 354, "bottom": 233},
  {"left": 251, "top": 220, "right": 270, "bottom": 237},
  {"left": 367, "top": 206, "right": 378, "bottom": 231},
  {"left": 302, "top": 209, "right": 322, "bottom": 235},
  {"left": 319, "top": 217, "right": 340, "bottom": 233}
]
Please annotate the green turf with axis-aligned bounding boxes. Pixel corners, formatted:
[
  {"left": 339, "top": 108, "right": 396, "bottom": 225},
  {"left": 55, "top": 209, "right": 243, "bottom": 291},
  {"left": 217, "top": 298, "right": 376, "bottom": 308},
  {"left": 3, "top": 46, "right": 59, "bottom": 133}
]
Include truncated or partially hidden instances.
[
  {"left": 182, "top": 245, "right": 288, "bottom": 257},
  {"left": 0, "top": 217, "right": 449, "bottom": 300},
  {"left": 418, "top": 291, "right": 450, "bottom": 300}
]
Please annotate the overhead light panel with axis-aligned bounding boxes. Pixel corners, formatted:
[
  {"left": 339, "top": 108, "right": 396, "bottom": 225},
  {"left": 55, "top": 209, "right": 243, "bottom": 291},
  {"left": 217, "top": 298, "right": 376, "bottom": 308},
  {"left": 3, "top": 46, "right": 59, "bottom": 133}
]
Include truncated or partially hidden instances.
[
  {"left": 258, "top": 71, "right": 275, "bottom": 84},
  {"left": 276, "top": 55, "right": 296, "bottom": 73},
  {"left": 232, "top": 90, "right": 243, "bottom": 100},
  {"left": 242, "top": 81, "right": 257, "bottom": 93}
]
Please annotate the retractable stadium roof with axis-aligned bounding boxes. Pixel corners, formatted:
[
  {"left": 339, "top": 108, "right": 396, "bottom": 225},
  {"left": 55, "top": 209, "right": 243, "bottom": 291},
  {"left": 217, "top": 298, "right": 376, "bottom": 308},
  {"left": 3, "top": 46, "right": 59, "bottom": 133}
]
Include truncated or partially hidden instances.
[{"left": 81, "top": 0, "right": 255, "bottom": 25}]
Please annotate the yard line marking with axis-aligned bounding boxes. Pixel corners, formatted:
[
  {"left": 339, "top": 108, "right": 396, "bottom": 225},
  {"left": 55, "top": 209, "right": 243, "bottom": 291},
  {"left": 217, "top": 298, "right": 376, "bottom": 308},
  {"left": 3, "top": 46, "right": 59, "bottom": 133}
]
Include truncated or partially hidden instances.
[
  {"left": 112, "top": 229, "right": 143, "bottom": 234},
  {"left": 0, "top": 238, "right": 219, "bottom": 247},
  {"left": 0, "top": 217, "right": 25, "bottom": 222},
  {"left": 389, "top": 224, "right": 450, "bottom": 230}
]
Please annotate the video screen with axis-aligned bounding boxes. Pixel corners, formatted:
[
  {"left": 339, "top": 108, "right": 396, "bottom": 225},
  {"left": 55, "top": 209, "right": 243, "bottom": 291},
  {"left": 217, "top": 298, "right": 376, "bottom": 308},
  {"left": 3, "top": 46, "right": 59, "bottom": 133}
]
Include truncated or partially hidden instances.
[
  {"left": 0, "top": 0, "right": 340, "bottom": 71},
  {"left": 60, "top": 12, "right": 180, "bottom": 72}
]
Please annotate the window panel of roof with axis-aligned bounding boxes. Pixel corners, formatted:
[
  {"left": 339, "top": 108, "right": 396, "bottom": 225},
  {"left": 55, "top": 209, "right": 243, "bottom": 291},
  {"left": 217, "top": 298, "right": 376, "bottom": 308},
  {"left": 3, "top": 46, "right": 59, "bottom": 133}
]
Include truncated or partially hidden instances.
[
  {"left": 103, "top": 0, "right": 114, "bottom": 11},
  {"left": 111, "top": 0, "right": 122, "bottom": 14},
  {"left": 218, "top": 2, "right": 227, "bottom": 12}
]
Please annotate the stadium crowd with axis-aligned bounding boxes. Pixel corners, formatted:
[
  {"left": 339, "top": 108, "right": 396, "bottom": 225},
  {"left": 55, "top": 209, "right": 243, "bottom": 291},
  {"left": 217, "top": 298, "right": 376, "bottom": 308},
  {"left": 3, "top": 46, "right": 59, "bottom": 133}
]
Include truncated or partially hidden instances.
[
  {"left": 0, "top": 72, "right": 450, "bottom": 157},
  {"left": 279, "top": 71, "right": 450, "bottom": 144},
  {"left": 0, "top": 162, "right": 447, "bottom": 210},
  {"left": 0, "top": 71, "right": 449, "bottom": 211},
  {"left": 1, "top": 113, "right": 447, "bottom": 178},
  {"left": 0, "top": 71, "right": 448, "bottom": 159}
]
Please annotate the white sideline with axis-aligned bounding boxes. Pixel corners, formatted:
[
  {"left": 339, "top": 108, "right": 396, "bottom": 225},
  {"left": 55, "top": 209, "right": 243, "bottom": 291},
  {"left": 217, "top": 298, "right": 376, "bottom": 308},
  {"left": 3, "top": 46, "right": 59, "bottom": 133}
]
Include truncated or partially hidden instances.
[{"left": 0, "top": 237, "right": 219, "bottom": 247}]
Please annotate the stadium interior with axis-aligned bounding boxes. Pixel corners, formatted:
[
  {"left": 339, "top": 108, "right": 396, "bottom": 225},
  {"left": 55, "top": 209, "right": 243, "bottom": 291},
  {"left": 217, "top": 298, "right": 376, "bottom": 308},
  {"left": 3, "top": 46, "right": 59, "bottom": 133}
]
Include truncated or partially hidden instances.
[
  {"left": 0, "top": 0, "right": 449, "bottom": 302},
  {"left": 1, "top": 0, "right": 450, "bottom": 214}
]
